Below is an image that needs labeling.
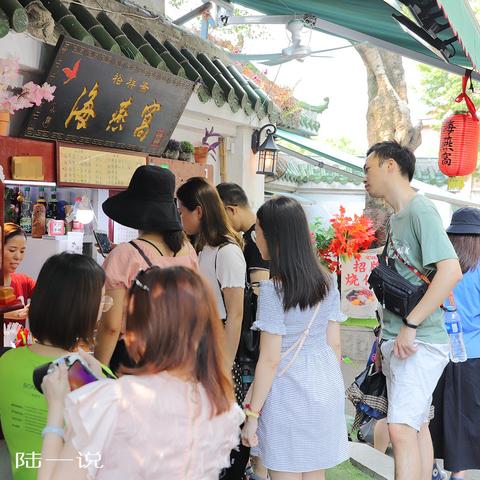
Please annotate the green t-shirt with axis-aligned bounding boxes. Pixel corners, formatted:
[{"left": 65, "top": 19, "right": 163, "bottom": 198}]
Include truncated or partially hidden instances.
[
  {"left": 381, "top": 194, "right": 457, "bottom": 344},
  {"left": 0, "top": 348, "right": 115, "bottom": 480},
  {"left": 0, "top": 347, "right": 56, "bottom": 480}
]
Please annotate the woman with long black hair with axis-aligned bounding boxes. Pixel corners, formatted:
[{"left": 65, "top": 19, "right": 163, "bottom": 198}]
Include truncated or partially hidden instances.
[
  {"left": 241, "top": 196, "right": 349, "bottom": 480},
  {"left": 430, "top": 207, "right": 480, "bottom": 480}
]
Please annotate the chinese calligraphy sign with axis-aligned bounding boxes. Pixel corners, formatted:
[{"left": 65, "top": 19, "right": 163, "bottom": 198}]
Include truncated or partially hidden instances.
[
  {"left": 340, "top": 250, "right": 382, "bottom": 319},
  {"left": 25, "top": 36, "right": 194, "bottom": 155}
]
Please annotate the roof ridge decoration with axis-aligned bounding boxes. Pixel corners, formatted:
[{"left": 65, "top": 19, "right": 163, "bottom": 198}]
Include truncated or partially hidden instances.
[{"left": 2, "top": 0, "right": 326, "bottom": 132}]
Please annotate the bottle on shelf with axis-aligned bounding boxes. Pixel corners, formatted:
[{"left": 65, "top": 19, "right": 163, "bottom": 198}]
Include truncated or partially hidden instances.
[
  {"left": 16, "top": 189, "right": 24, "bottom": 225},
  {"left": 46, "top": 187, "right": 58, "bottom": 222},
  {"left": 37, "top": 187, "right": 47, "bottom": 207},
  {"left": 31, "top": 192, "right": 46, "bottom": 239},
  {"left": 444, "top": 305, "right": 467, "bottom": 363},
  {"left": 19, "top": 187, "right": 32, "bottom": 234}
]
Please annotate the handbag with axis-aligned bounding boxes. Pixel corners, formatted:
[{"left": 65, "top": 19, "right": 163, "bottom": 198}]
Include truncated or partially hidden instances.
[
  {"left": 368, "top": 233, "right": 431, "bottom": 318},
  {"left": 346, "top": 339, "right": 388, "bottom": 431}
]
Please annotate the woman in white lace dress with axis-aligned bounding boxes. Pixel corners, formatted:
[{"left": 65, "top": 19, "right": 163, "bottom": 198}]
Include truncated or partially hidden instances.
[{"left": 241, "top": 196, "right": 349, "bottom": 480}]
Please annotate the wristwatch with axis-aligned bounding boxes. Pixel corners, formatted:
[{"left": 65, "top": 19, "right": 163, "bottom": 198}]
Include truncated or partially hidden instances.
[{"left": 402, "top": 317, "right": 418, "bottom": 329}]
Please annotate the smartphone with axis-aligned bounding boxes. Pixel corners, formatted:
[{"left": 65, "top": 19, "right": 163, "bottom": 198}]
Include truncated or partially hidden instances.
[
  {"left": 93, "top": 230, "right": 112, "bottom": 257},
  {"left": 67, "top": 359, "right": 99, "bottom": 391},
  {"left": 33, "top": 354, "right": 102, "bottom": 393}
]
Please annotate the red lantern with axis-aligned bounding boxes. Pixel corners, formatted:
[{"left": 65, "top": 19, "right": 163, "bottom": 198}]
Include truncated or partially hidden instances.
[{"left": 438, "top": 74, "right": 479, "bottom": 178}]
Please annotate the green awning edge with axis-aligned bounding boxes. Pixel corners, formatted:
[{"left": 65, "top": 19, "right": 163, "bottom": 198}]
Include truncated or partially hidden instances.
[
  {"left": 436, "top": 0, "right": 480, "bottom": 73},
  {"left": 275, "top": 128, "right": 365, "bottom": 173}
]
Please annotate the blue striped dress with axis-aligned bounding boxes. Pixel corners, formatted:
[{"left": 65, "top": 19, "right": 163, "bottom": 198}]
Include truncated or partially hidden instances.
[{"left": 251, "top": 279, "right": 350, "bottom": 472}]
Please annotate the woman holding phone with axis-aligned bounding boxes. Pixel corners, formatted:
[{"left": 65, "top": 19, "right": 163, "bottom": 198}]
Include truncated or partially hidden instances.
[
  {"left": 39, "top": 267, "right": 244, "bottom": 480},
  {"left": 0, "top": 253, "right": 110, "bottom": 480}
]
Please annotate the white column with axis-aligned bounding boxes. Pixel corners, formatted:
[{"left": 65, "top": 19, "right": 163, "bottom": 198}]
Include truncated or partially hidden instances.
[{"left": 225, "top": 126, "right": 265, "bottom": 210}]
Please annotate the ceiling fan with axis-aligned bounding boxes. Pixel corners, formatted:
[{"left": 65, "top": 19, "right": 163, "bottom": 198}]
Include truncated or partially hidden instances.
[{"left": 223, "top": 15, "right": 360, "bottom": 66}]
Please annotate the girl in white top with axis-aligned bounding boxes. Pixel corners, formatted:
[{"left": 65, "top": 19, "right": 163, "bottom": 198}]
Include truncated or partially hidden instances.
[{"left": 177, "top": 177, "right": 246, "bottom": 374}]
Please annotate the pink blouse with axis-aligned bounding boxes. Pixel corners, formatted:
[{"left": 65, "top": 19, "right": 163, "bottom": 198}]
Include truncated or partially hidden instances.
[
  {"left": 102, "top": 240, "right": 199, "bottom": 332},
  {"left": 64, "top": 372, "right": 244, "bottom": 480}
]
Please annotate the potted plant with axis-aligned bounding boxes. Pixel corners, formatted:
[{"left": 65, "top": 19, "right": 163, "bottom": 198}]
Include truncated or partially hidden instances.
[
  {"left": 311, "top": 206, "right": 376, "bottom": 273},
  {"left": 163, "top": 139, "right": 180, "bottom": 160},
  {"left": 194, "top": 127, "right": 222, "bottom": 164},
  {"left": 0, "top": 57, "right": 56, "bottom": 136},
  {"left": 179, "top": 141, "right": 194, "bottom": 162}
]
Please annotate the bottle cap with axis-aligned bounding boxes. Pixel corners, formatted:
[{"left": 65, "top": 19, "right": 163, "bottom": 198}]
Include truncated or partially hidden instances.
[{"left": 443, "top": 305, "right": 457, "bottom": 312}]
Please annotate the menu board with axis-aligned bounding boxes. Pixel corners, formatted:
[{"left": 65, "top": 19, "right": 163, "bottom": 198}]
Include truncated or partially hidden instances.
[{"left": 57, "top": 144, "right": 146, "bottom": 188}]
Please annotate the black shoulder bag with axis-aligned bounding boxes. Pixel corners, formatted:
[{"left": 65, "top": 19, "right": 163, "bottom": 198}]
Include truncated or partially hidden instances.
[{"left": 367, "top": 234, "right": 431, "bottom": 317}]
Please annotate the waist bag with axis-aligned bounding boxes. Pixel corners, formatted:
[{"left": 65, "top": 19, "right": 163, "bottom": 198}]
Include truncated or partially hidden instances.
[{"left": 368, "top": 234, "right": 431, "bottom": 317}]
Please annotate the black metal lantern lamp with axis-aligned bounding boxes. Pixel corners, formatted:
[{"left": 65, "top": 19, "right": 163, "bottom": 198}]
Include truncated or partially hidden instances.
[{"left": 251, "top": 123, "right": 279, "bottom": 176}]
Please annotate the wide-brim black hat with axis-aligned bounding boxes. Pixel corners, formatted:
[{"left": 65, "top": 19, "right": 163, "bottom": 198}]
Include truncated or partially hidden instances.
[
  {"left": 446, "top": 207, "right": 480, "bottom": 235},
  {"left": 102, "top": 165, "right": 182, "bottom": 232}
]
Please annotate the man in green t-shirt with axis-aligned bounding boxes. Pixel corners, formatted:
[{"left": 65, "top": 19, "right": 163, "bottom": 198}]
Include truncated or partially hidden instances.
[{"left": 364, "top": 141, "right": 462, "bottom": 480}]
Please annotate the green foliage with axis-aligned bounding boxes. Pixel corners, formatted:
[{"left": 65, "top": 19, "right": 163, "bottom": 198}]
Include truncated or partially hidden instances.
[
  {"left": 417, "top": 64, "right": 480, "bottom": 124},
  {"left": 310, "top": 217, "right": 334, "bottom": 252},
  {"left": 418, "top": 1, "right": 480, "bottom": 124},
  {"left": 180, "top": 141, "right": 194, "bottom": 153}
]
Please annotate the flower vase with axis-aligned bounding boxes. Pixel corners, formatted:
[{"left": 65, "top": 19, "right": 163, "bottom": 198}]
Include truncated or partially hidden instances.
[
  {"left": 0, "top": 110, "right": 10, "bottom": 136},
  {"left": 194, "top": 146, "right": 209, "bottom": 165}
]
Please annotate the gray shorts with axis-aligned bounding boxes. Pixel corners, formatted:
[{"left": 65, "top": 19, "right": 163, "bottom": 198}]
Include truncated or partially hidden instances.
[{"left": 380, "top": 339, "right": 449, "bottom": 431}]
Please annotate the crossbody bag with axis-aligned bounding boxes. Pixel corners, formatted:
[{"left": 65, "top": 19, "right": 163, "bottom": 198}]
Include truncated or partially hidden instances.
[{"left": 368, "top": 234, "right": 432, "bottom": 317}]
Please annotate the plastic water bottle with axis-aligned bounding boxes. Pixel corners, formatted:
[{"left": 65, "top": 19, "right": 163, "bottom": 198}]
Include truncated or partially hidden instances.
[{"left": 444, "top": 306, "right": 467, "bottom": 363}]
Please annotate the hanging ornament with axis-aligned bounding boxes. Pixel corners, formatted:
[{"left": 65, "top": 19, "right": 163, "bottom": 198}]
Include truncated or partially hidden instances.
[{"left": 438, "top": 72, "right": 479, "bottom": 191}]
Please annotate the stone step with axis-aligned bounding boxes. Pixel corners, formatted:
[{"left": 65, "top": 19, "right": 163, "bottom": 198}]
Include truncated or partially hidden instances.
[{"left": 349, "top": 441, "right": 394, "bottom": 480}]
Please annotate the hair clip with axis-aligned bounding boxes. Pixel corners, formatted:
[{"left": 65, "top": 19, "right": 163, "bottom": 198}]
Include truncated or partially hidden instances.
[{"left": 134, "top": 278, "right": 150, "bottom": 292}]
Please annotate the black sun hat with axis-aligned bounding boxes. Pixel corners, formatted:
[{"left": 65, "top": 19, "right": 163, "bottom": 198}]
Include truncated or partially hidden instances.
[
  {"left": 102, "top": 165, "right": 182, "bottom": 232},
  {"left": 446, "top": 207, "right": 480, "bottom": 235}
]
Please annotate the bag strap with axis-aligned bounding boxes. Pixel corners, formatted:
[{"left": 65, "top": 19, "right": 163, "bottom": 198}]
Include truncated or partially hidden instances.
[
  {"left": 277, "top": 302, "right": 321, "bottom": 377},
  {"left": 136, "top": 238, "right": 168, "bottom": 257},
  {"left": 129, "top": 240, "right": 153, "bottom": 268},
  {"left": 387, "top": 232, "right": 431, "bottom": 285},
  {"left": 214, "top": 243, "right": 230, "bottom": 312}
]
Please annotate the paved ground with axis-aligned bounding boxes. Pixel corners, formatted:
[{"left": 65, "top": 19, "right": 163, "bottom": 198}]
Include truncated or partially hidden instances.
[{"left": 341, "top": 359, "right": 480, "bottom": 479}]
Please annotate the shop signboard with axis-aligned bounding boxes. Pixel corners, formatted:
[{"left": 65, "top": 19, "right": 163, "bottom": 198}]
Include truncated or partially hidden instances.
[
  {"left": 24, "top": 36, "right": 194, "bottom": 156},
  {"left": 340, "top": 248, "right": 382, "bottom": 319}
]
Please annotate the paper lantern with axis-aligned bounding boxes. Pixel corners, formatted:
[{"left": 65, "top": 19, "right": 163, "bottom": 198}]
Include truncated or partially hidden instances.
[
  {"left": 438, "top": 74, "right": 479, "bottom": 178},
  {"left": 438, "top": 113, "right": 479, "bottom": 177}
]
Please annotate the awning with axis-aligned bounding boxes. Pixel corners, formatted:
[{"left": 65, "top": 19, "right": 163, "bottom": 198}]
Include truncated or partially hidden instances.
[
  {"left": 233, "top": 0, "right": 480, "bottom": 79},
  {"left": 275, "top": 128, "right": 480, "bottom": 208}
]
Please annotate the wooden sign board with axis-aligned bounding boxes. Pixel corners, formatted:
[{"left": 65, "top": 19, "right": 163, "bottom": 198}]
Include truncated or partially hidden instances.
[
  {"left": 57, "top": 143, "right": 146, "bottom": 188},
  {"left": 24, "top": 36, "right": 194, "bottom": 156},
  {"left": 11, "top": 156, "right": 44, "bottom": 180}
]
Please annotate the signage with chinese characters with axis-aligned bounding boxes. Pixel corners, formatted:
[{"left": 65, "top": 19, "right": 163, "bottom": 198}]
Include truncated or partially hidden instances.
[
  {"left": 340, "top": 249, "right": 382, "bottom": 319},
  {"left": 24, "top": 36, "right": 194, "bottom": 155},
  {"left": 57, "top": 144, "right": 146, "bottom": 188}
]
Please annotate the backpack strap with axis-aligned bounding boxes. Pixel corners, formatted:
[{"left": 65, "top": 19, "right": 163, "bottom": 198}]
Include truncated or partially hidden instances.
[
  {"left": 129, "top": 240, "right": 153, "bottom": 268},
  {"left": 277, "top": 302, "right": 322, "bottom": 377},
  {"left": 214, "top": 243, "right": 230, "bottom": 312},
  {"left": 136, "top": 238, "right": 168, "bottom": 257}
]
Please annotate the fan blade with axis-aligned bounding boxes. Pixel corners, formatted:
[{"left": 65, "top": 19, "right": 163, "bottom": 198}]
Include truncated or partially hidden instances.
[
  {"left": 308, "top": 42, "right": 366, "bottom": 55},
  {"left": 260, "top": 57, "right": 294, "bottom": 66},
  {"left": 230, "top": 53, "right": 284, "bottom": 62}
]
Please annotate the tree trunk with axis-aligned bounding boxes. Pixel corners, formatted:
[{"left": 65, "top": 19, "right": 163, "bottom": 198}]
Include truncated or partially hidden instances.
[{"left": 355, "top": 45, "right": 423, "bottom": 245}]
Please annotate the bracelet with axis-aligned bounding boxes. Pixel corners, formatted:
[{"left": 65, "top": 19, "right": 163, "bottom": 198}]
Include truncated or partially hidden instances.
[
  {"left": 402, "top": 317, "right": 418, "bottom": 329},
  {"left": 244, "top": 408, "right": 260, "bottom": 419},
  {"left": 41, "top": 426, "right": 65, "bottom": 440}
]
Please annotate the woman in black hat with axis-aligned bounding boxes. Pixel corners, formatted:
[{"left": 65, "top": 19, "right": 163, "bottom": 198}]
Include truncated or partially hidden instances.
[
  {"left": 429, "top": 207, "right": 480, "bottom": 480},
  {"left": 94, "top": 165, "right": 198, "bottom": 371}
]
